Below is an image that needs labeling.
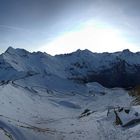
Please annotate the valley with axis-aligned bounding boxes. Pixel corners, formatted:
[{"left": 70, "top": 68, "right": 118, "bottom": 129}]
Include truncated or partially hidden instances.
[{"left": 0, "top": 47, "right": 140, "bottom": 140}]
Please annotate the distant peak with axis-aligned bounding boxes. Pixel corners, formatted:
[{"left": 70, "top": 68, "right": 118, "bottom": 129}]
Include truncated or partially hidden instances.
[
  {"left": 75, "top": 49, "right": 91, "bottom": 53},
  {"left": 122, "top": 49, "right": 131, "bottom": 53},
  {"left": 75, "top": 49, "right": 82, "bottom": 52},
  {"left": 72, "top": 49, "right": 93, "bottom": 55},
  {"left": 5, "top": 46, "right": 15, "bottom": 53},
  {"left": 5, "top": 47, "right": 29, "bottom": 56}
]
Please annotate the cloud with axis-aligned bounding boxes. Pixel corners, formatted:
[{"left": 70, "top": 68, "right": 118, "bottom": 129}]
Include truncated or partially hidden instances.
[
  {"left": 1, "top": 0, "right": 140, "bottom": 53},
  {"left": 37, "top": 21, "right": 140, "bottom": 55},
  {"left": 0, "top": 24, "right": 35, "bottom": 34}
]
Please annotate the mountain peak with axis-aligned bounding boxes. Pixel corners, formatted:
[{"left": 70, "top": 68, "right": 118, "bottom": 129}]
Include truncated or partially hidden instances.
[
  {"left": 5, "top": 46, "right": 29, "bottom": 56},
  {"left": 122, "top": 49, "right": 131, "bottom": 54},
  {"left": 70, "top": 49, "right": 93, "bottom": 56},
  {"left": 75, "top": 49, "right": 92, "bottom": 53},
  {"left": 5, "top": 46, "right": 15, "bottom": 53}
]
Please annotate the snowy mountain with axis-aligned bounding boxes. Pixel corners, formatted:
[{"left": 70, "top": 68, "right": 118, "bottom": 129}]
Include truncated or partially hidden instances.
[
  {"left": 1, "top": 47, "right": 140, "bottom": 88},
  {"left": 0, "top": 47, "right": 140, "bottom": 140}
]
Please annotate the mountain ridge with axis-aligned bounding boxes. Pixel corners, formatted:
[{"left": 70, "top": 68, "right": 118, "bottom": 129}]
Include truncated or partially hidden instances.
[{"left": 1, "top": 46, "right": 140, "bottom": 88}]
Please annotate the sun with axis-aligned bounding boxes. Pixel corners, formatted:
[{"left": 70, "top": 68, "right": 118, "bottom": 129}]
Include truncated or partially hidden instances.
[{"left": 37, "top": 22, "right": 139, "bottom": 55}]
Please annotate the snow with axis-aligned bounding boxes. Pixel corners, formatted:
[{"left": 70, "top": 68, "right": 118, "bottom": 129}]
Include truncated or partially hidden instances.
[
  {"left": 0, "top": 47, "right": 139, "bottom": 139},
  {"left": 0, "top": 78, "right": 135, "bottom": 140},
  {"left": 1, "top": 47, "right": 140, "bottom": 83}
]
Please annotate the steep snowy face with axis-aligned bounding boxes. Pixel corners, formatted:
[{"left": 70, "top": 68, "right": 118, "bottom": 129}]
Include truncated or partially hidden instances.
[
  {"left": 1, "top": 47, "right": 140, "bottom": 87},
  {"left": 2, "top": 47, "right": 67, "bottom": 79}
]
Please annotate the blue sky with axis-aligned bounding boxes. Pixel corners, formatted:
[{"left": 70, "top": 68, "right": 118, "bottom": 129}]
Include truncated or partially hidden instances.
[{"left": 1, "top": 0, "right": 140, "bottom": 55}]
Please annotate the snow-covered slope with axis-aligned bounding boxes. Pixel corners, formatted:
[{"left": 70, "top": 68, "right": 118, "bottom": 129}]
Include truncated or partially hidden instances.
[
  {"left": 0, "top": 47, "right": 140, "bottom": 140},
  {"left": 1, "top": 47, "right": 140, "bottom": 87},
  {"left": 0, "top": 77, "right": 135, "bottom": 140}
]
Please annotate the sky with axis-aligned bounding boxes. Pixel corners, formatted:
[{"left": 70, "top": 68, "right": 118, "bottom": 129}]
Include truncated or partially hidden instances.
[{"left": 1, "top": 0, "right": 140, "bottom": 55}]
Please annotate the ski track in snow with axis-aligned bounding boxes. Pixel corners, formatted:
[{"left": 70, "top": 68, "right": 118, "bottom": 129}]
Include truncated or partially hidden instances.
[{"left": 0, "top": 120, "right": 25, "bottom": 140}]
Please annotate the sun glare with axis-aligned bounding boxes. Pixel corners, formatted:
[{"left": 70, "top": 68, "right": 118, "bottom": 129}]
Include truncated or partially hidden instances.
[{"left": 38, "top": 23, "right": 139, "bottom": 55}]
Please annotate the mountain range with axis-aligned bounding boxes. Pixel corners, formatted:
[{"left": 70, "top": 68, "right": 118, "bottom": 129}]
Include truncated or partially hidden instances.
[
  {"left": 0, "top": 47, "right": 140, "bottom": 140},
  {"left": 2, "top": 47, "right": 140, "bottom": 88}
]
